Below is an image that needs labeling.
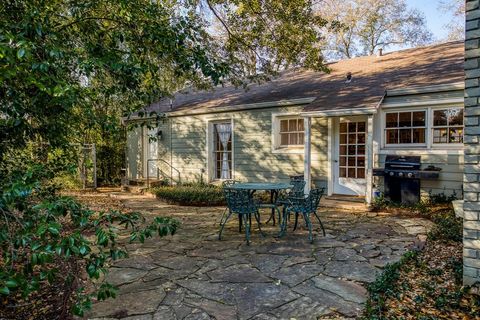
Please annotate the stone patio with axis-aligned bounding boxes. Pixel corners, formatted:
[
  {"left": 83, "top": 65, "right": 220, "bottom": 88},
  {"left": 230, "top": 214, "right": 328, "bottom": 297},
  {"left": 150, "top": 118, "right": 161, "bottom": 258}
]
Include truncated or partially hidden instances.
[{"left": 86, "top": 192, "right": 433, "bottom": 320}]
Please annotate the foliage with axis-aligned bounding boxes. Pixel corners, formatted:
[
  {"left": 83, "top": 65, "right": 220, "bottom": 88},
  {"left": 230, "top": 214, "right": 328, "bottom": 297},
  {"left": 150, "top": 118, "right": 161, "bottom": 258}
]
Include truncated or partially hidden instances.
[
  {"left": 0, "top": 168, "right": 179, "bottom": 316},
  {"left": 317, "top": 0, "right": 433, "bottom": 59},
  {"left": 363, "top": 251, "right": 419, "bottom": 319},
  {"left": 153, "top": 183, "right": 225, "bottom": 206},
  {"left": 364, "top": 241, "right": 479, "bottom": 319},
  {"left": 439, "top": 0, "right": 465, "bottom": 41},
  {"left": 428, "top": 210, "right": 463, "bottom": 243}
]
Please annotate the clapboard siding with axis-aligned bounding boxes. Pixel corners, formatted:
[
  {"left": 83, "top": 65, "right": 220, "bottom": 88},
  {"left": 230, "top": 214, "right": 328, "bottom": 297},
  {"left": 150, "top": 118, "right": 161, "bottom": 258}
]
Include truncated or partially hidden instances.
[
  {"left": 374, "top": 152, "right": 463, "bottom": 197},
  {"left": 382, "top": 90, "right": 463, "bottom": 105},
  {"left": 160, "top": 106, "right": 329, "bottom": 185}
]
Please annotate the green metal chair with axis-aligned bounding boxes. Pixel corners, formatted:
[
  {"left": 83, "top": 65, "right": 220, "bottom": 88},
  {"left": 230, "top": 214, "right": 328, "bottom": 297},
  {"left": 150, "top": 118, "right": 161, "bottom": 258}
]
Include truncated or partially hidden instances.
[
  {"left": 219, "top": 188, "right": 264, "bottom": 245},
  {"left": 279, "top": 188, "right": 325, "bottom": 243}
]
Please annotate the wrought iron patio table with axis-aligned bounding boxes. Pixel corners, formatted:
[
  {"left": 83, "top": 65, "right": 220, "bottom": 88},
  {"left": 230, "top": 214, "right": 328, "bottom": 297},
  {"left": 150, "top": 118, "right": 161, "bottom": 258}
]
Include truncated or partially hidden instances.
[{"left": 228, "top": 182, "right": 292, "bottom": 226}]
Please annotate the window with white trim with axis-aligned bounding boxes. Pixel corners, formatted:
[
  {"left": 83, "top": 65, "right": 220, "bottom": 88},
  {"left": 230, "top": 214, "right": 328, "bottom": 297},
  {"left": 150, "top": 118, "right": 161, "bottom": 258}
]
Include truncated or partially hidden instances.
[
  {"left": 213, "top": 122, "right": 232, "bottom": 179},
  {"left": 432, "top": 107, "right": 464, "bottom": 144},
  {"left": 279, "top": 118, "right": 304, "bottom": 147},
  {"left": 385, "top": 110, "right": 426, "bottom": 145}
]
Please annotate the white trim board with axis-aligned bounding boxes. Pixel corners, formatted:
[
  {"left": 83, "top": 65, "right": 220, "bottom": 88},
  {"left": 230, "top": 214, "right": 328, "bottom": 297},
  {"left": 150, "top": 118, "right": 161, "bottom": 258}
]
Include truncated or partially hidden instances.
[
  {"left": 386, "top": 82, "right": 464, "bottom": 96},
  {"left": 381, "top": 98, "right": 464, "bottom": 109},
  {"left": 302, "top": 107, "right": 378, "bottom": 117}
]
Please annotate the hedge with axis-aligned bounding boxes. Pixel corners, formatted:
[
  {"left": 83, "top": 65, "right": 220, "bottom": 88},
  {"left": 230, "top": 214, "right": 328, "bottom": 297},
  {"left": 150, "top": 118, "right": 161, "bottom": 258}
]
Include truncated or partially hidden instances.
[{"left": 152, "top": 184, "right": 225, "bottom": 206}]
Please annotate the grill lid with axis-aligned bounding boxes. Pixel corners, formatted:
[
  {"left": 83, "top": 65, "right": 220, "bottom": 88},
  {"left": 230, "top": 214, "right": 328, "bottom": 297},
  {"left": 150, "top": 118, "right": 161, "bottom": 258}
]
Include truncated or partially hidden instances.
[{"left": 385, "top": 155, "right": 421, "bottom": 170}]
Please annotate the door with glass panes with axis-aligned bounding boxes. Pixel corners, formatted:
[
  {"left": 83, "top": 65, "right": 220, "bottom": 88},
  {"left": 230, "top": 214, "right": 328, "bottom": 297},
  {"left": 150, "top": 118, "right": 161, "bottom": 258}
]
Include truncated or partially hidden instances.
[{"left": 333, "top": 118, "right": 367, "bottom": 195}]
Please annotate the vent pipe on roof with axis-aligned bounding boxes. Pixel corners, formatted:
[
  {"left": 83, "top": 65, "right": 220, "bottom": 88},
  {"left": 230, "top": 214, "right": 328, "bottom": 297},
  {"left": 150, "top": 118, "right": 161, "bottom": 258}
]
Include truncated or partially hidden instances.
[
  {"left": 377, "top": 48, "right": 383, "bottom": 57},
  {"left": 169, "top": 98, "right": 173, "bottom": 110}
]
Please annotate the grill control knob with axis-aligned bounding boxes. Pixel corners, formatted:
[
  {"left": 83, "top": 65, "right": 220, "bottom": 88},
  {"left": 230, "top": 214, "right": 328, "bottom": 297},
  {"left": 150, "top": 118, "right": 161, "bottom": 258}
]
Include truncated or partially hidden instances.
[
  {"left": 389, "top": 172, "right": 395, "bottom": 177},
  {"left": 398, "top": 172, "right": 404, "bottom": 177},
  {"left": 407, "top": 172, "right": 413, "bottom": 178}
]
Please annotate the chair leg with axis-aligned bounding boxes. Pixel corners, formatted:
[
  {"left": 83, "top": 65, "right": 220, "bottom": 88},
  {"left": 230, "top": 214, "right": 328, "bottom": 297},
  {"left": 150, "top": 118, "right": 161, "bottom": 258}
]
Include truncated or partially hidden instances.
[
  {"left": 244, "top": 213, "right": 251, "bottom": 245},
  {"left": 278, "top": 207, "right": 288, "bottom": 238},
  {"left": 304, "top": 213, "right": 313, "bottom": 243},
  {"left": 239, "top": 214, "right": 242, "bottom": 233},
  {"left": 313, "top": 211, "right": 326, "bottom": 236},
  {"left": 218, "top": 210, "right": 235, "bottom": 240},
  {"left": 218, "top": 207, "right": 228, "bottom": 226},
  {"left": 293, "top": 212, "right": 299, "bottom": 231},
  {"left": 254, "top": 210, "right": 266, "bottom": 237}
]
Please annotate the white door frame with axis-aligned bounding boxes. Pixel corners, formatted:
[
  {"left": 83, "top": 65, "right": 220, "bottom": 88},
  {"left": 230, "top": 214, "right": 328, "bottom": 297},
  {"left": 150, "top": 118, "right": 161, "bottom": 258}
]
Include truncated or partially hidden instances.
[{"left": 330, "top": 116, "right": 368, "bottom": 196}]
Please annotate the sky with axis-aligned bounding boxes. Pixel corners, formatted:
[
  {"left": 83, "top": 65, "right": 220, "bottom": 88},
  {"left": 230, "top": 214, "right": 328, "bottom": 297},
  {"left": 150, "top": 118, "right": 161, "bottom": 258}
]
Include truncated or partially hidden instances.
[{"left": 406, "top": 0, "right": 456, "bottom": 41}]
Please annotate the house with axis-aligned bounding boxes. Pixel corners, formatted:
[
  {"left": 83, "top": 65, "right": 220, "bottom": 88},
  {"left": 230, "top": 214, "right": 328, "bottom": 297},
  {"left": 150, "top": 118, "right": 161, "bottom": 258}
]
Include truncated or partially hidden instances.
[{"left": 125, "top": 41, "right": 465, "bottom": 204}]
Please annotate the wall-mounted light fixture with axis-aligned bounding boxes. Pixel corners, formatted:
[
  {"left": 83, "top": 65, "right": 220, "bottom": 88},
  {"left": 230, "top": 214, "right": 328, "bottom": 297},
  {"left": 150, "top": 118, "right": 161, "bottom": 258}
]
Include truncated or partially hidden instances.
[{"left": 157, "top": 130, "right": 163, "bottom": 140}]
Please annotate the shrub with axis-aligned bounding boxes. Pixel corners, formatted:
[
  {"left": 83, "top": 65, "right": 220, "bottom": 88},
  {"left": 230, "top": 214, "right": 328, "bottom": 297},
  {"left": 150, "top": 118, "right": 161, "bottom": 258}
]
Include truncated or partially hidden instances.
[
  {"left": 152, "top": 183, "right": 225, "bottom": 206},
  {"left": 428, "top": 210, "right": 462, "bottom": 243},
  {"left": 0, "top": 167, "right": 179, "bottom": 317}
]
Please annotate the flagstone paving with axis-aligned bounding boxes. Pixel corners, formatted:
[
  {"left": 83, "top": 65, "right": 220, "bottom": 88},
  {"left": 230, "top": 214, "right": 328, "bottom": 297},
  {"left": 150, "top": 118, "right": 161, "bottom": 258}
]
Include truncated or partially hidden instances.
[{"left": 86, "top": 192, "right": 433, "bottom": 320}]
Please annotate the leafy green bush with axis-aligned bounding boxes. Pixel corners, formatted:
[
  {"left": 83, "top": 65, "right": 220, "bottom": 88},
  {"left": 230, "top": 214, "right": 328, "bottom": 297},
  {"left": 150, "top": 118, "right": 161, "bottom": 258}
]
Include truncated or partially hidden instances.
[
  {"left": 0, "top": 167, "right": 179, "bottom": 317},
  {"left": 428, "top": 210, "right": 462, "bottom": 242},
  {"left": 152, "top": 183, "right": 225, "bottom": 206}
]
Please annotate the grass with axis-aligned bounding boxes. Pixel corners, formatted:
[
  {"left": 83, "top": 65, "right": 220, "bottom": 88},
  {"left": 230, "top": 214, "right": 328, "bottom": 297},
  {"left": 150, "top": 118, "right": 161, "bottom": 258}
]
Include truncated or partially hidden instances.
[{"left": 152, "top": 183, "right": 225, "bottom": 206}]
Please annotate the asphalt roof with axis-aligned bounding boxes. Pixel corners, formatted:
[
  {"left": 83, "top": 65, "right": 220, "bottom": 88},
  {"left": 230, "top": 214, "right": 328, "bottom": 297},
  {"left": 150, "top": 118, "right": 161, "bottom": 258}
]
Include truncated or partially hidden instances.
[{"left": 146, "top": 41, "right": 464, "bottom": 115}]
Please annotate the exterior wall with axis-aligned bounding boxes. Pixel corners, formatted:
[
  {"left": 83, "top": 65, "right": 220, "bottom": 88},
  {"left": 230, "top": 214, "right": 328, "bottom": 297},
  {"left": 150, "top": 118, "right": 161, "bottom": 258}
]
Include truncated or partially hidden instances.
[
  {"left": 464, "top": 0, "right": 480, "bottom": 286},
  {"left": 127, "top": 106, "right": 329, "bottom": 189},
  {"left": 372, "top": 90, "right": 465, "bottom": 198}
]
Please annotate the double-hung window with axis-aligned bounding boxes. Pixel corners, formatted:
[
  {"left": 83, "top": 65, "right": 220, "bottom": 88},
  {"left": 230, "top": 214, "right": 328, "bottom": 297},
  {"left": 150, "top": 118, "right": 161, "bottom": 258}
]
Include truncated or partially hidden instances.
[
  {"left": 279, "top": 118, "right": 304, "bottom": 147},
  {"left": 385, "top": 111, "right": 426, "bottom": 145},
  {"left": 213, "top": 123, "right": 232, "bottom": 179},
  {"left": 432, "top": 108, "right": 464, "bottom": 144}
]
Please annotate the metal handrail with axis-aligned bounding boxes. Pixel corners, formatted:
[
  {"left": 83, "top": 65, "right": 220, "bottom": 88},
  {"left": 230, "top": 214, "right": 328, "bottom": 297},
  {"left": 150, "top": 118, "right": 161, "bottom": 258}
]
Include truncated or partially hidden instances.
[{"left": 146, "top": 158, "right": 180, "bottom": 188}]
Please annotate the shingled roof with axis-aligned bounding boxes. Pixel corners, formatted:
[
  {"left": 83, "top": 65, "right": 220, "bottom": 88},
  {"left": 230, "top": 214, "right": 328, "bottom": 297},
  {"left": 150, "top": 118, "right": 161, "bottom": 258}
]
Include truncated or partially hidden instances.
[{"left": 147, "top": 41, "right": 464, "bottom": 115}]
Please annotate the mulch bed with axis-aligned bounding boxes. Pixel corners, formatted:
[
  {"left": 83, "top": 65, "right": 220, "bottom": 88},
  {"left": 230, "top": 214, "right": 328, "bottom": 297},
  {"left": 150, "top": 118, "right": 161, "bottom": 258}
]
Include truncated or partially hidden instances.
[{"left": 375, "top": 240, "right": 480, "bottom": 319}]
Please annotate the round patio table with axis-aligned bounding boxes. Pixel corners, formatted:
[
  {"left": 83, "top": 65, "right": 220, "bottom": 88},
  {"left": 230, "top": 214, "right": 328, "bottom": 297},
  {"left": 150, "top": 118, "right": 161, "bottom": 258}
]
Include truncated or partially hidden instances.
[{"left": 229, "top": 182, "right": 292, "bottom": 226}]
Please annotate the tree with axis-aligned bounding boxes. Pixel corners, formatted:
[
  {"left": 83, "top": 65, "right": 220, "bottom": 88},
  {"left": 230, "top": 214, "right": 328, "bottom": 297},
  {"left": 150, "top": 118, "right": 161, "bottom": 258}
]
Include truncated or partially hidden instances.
[
  {"left": 316, "top": 0, "right": 433, "bottom": 59},
  {"left": 439, "top": 0, "right": 465, "bottom": 41}
]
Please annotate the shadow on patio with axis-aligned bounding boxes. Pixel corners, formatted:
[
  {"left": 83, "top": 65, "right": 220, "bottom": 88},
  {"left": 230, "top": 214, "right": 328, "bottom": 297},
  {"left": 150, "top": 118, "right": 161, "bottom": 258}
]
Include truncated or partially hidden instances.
[{"left": 84, "top": 191, "right": 432, "bottom": 320}]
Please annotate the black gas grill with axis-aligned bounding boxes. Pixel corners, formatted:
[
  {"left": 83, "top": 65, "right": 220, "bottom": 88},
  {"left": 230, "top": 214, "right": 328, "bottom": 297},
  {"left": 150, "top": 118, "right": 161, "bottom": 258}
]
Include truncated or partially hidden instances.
[{"left": 373, "top": 155, "right": 440, "bottom": 205}]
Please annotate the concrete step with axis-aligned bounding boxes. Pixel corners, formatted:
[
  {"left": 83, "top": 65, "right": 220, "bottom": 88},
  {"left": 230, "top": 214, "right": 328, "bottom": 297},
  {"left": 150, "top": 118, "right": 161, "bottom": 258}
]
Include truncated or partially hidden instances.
[{"left": 320, "top": 197, "right": 369, "bottom": 211}]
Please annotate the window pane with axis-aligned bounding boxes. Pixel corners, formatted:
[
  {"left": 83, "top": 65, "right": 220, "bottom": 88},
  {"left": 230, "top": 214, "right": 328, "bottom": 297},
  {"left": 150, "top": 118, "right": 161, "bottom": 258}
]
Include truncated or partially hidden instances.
[
  {"left": 340, "top": 156, "right": 347, "bottom": 166},
  {"left": 448, "top": 108, "right": 463, "bottom": 126},
  {"left": 357, "top": 145, "right": 365, "bottom": 155},
  {"left": 280, "top": 120, "right": 288, "bottom": 132},
  {"left": 357, "top": 157, "right": 365, "bottom": 168},
  {"left": 357, "top": 122, "right": 366, "bottom": 132},
  {"left": 412, "top": 111, "right": 426, "bottom": 127},
  {"left": 412, "top": 128, "right": 425, "bottom": 143},
  {"left": 348, "top": 122, "right": 356, "bottom": 132},
  {"left": 340, "top": 145, "right": 347, "bottom": 155},
  {"left": 340, "top": 168, "right": 347, "bottom": 178},
  {"left": 449, "top": 127, "right": 463, "bottom": 143},
  {"left": 399, "top": 129, "right": 412, "bottom": 143},
  {"left": 386, "top": 113, "right": 398, "bottom": 128},
  {"left": 357, "top": 133, "right": 365, "bottom": 144},
  {"left": 348, "top": 134, "right": 356, "bottom": 144},
  {"left": 298, "top": 119, "right": 304, "bottom": 131},
  {"left": 433, "top": 110, "right": 448, "bottom": 126},
  {"left": 357, "top": 169, "right": 365, "bottom": 179},
  {"left": 348, "top": 145, "right": 356, "bottom": 155},
  {"left": 433, "top": 128, "right": 448, "bottom": 143},
  {"left": 340, "top": 123, "right": 347, "bottom": 133},
  {"left": 289, "top": 133, "right": 298, "bottom": 145},
  {"left": 289, "top": 119, "right": 297, "bottom": 132},
  {"left": 399, "top": 112, "right": 412, "bottom": 127},
  {"left": 340, "top": 134, "right": 347, "bottom": 144},
  {"left": 348, "top": 157, "right": 356, "bottom": 166},
  {"left": 280, "top": 133, "right": 289, "bottom": 145},
  {"left": 348, "top": 168, "right": 356, "bottom": 178},
  {"left": 386, "top": 129, "right": 398, "bottom": 144},
  {"left": 298, "top": 132, "right": 304, "bottom": 144}
]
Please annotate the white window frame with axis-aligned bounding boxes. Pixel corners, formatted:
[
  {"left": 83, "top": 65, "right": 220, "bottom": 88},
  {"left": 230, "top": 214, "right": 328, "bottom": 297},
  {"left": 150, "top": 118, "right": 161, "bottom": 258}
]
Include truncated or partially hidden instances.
[
  {"left": 430, "top": 107, "right": 464, "bottom": 147},
  {"left": 383, "top": 108, "right": 428, "bottom": 148},
  {"left": 206, "top": 117, "right": 234, "bottom": 182},
  {"left": 381, "top": 104, "right": 464, "bottom": 150},
  {"left": 271, "top": 112, "right": 304, "bottom": 154}
]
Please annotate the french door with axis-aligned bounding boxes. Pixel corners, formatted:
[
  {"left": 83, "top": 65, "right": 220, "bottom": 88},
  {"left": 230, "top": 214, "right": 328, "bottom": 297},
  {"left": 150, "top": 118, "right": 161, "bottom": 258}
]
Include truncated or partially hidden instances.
[{"left": 333, "top": 118, "right": 367, "bottom": 195}]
